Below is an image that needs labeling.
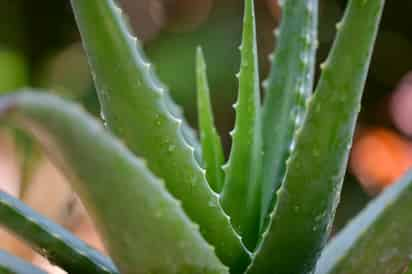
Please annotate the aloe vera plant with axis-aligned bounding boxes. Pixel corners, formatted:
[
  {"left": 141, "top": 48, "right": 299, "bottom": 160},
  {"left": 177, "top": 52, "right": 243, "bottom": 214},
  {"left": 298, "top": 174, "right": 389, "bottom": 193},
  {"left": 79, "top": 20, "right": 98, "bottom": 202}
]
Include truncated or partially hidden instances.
[{"left": 1, "top": 0, "right": 405, "bottom": 273}]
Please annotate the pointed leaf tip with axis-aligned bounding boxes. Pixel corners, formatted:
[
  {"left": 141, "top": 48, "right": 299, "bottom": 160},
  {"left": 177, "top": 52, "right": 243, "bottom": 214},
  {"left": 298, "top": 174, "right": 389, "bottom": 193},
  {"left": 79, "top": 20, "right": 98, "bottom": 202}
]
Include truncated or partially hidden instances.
[
  {"left": 249, "top": 0, "right": 383, "bottom": 273},
  {"left": 220, "top": 0, "right": 262, "bottom": 250},
  {"left": 196, "top": 47, "right": 225, "bottom": 193}
]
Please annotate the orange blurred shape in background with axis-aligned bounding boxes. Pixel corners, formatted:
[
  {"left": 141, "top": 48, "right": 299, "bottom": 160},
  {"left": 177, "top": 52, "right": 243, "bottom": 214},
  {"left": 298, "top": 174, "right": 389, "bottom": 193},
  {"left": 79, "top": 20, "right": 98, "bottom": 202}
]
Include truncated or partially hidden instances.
[{"left": 350, "top": 128, "right": 412, "bottom": 194}]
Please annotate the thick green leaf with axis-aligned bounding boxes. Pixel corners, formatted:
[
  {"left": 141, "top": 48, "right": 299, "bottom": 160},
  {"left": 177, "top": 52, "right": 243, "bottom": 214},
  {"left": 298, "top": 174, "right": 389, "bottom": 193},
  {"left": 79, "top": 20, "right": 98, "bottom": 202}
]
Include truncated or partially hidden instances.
[
  {"left": 0, "top": 250, "right": 45, "bottom": 274},
  {"left": 220, "top": 0, "right": 262, "bottom": 250},
  {"left": 315, "top": 171, "right": 412, "bottom": 274},
  {"left": 259, "top": 0, "right": 318, "bottom": 230},
  {"left": 70, "top": 0, "right": 249, "bottom": 270},
  {"left": 248, "top": 0, "right": 384, "bottom": 273},
  {"left": 196, "top": 47, "right": 225, "bottom": 193},
  {"left": 0, "top": 92, "right": 229, "bottom": 274},
  {"left": 0, "top": 190, "right": 118, "bottom": 274},
  {"left": 163, "top": 91, "right": 204, "bottom": 165}
]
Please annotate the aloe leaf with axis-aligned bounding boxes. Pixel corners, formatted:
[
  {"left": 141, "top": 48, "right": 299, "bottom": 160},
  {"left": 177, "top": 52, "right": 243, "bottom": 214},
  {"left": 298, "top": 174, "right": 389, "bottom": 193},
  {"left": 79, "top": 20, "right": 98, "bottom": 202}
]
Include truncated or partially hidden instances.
[
  {"left": 0, "top": 250, "right": 46, "bottom": 274},
  {"left": 163, "top": 91, "right": 204, "bottom": 165},
  {"left": 315, "top": 171, "right": 412, "bottom": 274},
  {"left": 0, "top": 190, "right": 118, "bottom": 274},
  {"left": 0, "top": 92, "right": 230, "bottom": 274},
  {"left": 70, "top": 0, "right": 249, "bottom": 269},
  {"left": 219, "top": 0, "right": 262, "bottom": 250},
  {"left": 248, "top": 0, "right": 385, "bottom": 273},
  {"left": 196, "top": 47, "right": 225, "bottom": 193},
  {"left": 259, "top": 0, "right": 318, "bottom": 230}
]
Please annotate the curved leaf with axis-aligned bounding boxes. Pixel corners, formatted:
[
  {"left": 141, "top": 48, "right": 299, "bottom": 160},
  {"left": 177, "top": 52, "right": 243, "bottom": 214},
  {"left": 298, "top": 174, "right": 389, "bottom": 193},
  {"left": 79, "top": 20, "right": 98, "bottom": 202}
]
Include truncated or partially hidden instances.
[
  {"left": 0, "top": 92, "right": 229, "bottom": 274},
  {"left": 316, "top": 171, "right": 412, "bottom": 274},
  {"left": 0, "top": 250, "right": 45, "bottom": 274},
  {"left": 248, "top": 0, "right": 384, "bottom": 273},
  {"left": 0, "top": 190, "right": 118, "bottom": 274},
  {"left": 70, "top": 0, "right": 249, "bottom": 270},
  {"left": 196, "top": 47, "right": 225, "bottom": 193}
]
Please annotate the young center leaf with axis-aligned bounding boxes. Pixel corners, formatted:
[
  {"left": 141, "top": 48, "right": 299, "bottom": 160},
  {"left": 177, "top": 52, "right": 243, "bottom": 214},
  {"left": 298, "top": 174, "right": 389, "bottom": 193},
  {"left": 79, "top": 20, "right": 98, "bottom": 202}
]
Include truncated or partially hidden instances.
[
  {"left": 220, "top": 0, "right": 263, "bottom": 250},
  {"left": 196, "top": 47, "right": 225, "bottom": 193}
]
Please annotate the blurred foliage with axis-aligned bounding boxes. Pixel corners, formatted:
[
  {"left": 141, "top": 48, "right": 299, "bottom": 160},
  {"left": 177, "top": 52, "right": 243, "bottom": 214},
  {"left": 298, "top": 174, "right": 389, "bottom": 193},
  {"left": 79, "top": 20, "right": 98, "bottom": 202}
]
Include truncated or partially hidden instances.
[
  {"left": 1, "top": 0, "right": 410, "bottom": 123},
  {"left": 0, "top": 49, "right": 28, "bottom": 94}
]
